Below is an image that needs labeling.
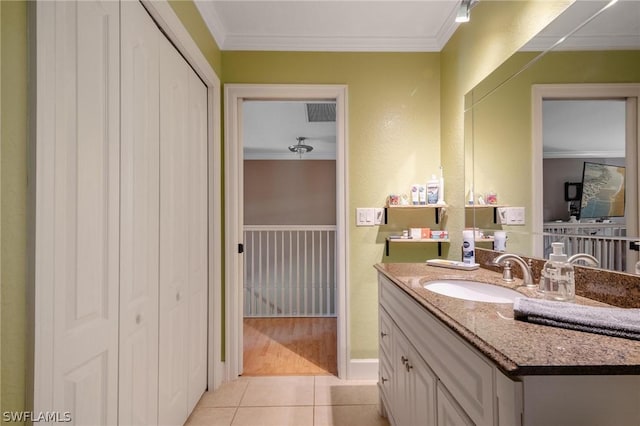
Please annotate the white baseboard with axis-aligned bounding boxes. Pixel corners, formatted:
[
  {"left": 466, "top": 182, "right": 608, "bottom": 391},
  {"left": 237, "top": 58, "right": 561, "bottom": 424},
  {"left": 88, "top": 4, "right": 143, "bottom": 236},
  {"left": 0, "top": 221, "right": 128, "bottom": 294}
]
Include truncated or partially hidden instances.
[{"left": 348, "top": 358, "right": 379, "bottom": 380}]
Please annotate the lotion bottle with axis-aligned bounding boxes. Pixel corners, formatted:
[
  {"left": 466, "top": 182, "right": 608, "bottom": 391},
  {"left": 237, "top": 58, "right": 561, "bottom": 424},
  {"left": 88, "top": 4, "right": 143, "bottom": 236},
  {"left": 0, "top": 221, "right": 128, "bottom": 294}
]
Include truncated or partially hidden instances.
[
  {"left": 462, "top": 230, "right": 475, "bottom": 264},
  {"left": 539, "top": 242, "right": 575, "bottom": 301},
  {"left": 427, "top": 175, "right": 439, "bottom": 204}
]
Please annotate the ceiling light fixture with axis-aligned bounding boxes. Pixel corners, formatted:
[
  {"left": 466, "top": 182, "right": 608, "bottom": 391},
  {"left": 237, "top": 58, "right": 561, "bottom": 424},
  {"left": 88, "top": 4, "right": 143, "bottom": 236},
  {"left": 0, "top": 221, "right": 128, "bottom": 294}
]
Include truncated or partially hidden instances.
[
  {"left": 455, "top": 0, "right": 478, "bottom": 23},
  {"left": 288, "top": 136, "right": 314, "bottom": 158}
]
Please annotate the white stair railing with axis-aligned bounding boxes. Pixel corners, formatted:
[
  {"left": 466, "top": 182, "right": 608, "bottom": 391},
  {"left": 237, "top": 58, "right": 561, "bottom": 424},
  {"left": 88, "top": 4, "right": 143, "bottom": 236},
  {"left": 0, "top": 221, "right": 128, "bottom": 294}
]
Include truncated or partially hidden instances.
[
  {"left": 243, "top": 225, "right": 337, "bottom": 317},
  {"left": 543, "top": 223, "right": 627, "bottom": 271}
]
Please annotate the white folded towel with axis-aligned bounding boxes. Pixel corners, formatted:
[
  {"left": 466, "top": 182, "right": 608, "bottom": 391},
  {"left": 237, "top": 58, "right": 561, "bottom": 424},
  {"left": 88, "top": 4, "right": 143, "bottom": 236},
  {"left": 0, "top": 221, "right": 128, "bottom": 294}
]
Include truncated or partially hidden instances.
[{"left": 513, "top": 297, "right": 640, "bottom": 341}]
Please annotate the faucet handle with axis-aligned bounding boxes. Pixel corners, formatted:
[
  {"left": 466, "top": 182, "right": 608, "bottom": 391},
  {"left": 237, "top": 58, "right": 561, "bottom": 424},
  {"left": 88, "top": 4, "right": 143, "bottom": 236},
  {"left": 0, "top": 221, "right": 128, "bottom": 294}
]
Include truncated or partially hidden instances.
[{"left": 501, "top": 260, "right": 515, "bottom": 282}]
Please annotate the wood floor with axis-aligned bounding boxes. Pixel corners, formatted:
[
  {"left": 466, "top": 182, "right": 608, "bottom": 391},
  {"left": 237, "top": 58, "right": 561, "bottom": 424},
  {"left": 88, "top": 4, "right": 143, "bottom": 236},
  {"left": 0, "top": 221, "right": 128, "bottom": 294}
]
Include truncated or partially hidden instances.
[{"left": 243, "top": 317, "right": 337, "bottom": 376}]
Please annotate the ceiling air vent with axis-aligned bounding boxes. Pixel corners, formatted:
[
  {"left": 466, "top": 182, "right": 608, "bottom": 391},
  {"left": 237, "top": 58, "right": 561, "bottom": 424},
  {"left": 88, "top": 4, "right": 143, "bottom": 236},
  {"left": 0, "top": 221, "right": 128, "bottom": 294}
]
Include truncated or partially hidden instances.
[{"left": 306, "top": 103, "right": 336, "bottom": 122}]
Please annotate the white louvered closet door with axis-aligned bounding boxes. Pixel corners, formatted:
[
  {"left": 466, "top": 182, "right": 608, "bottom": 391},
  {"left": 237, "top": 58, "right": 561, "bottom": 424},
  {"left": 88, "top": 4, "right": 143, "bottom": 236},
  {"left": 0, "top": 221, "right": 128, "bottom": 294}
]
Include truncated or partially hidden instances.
[
  {"left": 119, "top": 1, "right": 160, "bottom": 424},
  {"left": 158, "top": 25, "right": 208, "bottom": 426}
]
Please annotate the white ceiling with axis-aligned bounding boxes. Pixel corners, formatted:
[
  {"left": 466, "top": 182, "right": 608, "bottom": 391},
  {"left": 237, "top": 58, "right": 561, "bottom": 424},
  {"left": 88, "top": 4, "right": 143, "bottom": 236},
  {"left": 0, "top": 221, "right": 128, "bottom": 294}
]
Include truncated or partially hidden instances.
[
  {"left": 200, "top": 1, "right": 640, "bottom": 159},
  {"left": 194, "top": 0, "right": 461, "bottom": 52},
  {"left": 195, "top": 0, "right": 640, "bottom": 53},
  {"left": 243, "top": 101, "right": 337, "bottom": 160},
  {"left": 543, "top": 100, "right": 626, "bottom": 159}
]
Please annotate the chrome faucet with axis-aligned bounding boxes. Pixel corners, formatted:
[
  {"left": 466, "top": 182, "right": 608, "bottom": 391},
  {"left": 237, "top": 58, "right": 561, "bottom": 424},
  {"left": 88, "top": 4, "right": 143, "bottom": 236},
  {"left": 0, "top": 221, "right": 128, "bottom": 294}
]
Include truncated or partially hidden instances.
[
  {"left": 493, "top": 253, "right": 535, "bottom": 288},
  {"left": 568, "top": 253, "right": 599, "bottom": 267}
]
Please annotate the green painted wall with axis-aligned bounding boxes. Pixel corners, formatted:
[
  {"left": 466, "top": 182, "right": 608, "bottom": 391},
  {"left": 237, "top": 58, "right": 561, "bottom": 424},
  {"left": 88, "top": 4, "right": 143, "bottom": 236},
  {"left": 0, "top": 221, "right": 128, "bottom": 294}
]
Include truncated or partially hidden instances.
[
  {"left": 1, "top": 0, "right": 28, "bottom": 419},
  {"left": 223, "top": 51, "right": 442, "bottom": 358},
  {"left": 0, "top": 0, "right": 581, "bottom": 410},
  {"left": 440, "top": 0, "right": 573, "bottom": 264},
  {"left": 169, "top": 0, "right": 222, "bottom": 75},
  {"left": 470, "top": 50, "right": 640, "bottom": 255}
]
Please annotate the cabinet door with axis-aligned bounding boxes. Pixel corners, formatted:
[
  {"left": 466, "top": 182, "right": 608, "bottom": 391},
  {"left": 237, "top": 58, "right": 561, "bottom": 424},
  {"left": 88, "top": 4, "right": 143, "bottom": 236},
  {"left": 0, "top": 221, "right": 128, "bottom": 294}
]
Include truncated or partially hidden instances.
[
  {"left": 408, "top": 344, "right": 437, "bottom": 426},
  {"left": 392, "top": 326, "right": 413, "bottom": 426},
  {"left": 119, "top": 1, "right": 160, "bottom": 424},
  {"left": 393, "top": 327, "right": 437, "bottom": 426},
  {"left": 437, "top": 382, "right": 474, "bottom": 426}
]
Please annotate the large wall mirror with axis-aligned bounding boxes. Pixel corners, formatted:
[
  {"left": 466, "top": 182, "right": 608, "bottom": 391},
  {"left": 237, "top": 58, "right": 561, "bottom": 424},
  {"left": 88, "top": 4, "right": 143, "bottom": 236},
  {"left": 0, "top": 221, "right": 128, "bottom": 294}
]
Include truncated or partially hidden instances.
[{"left": 465, "top": 0, "right": 640, "bottom": 273}]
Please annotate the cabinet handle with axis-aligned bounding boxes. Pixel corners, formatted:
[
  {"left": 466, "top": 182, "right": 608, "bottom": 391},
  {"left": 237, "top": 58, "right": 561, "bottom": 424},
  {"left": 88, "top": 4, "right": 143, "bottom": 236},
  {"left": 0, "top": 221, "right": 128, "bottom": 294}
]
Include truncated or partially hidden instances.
[
  {"left": 381, "top": 377, "right": 388, "bottom": 383},
  {"left": 380, "top": 331, "right": 388, "bottom": 338},
  {"left": 405, "top": 363, "right": 413, "bottom": 372},
  {"left": 401, "top": 355, "right": 408, "bottom": 365}
]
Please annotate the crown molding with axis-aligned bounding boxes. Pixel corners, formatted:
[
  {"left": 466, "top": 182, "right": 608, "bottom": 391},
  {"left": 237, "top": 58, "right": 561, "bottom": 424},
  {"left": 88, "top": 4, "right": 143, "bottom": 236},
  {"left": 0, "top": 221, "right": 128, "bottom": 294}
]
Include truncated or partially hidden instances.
[
  {"left": 194, "top": 1, "right": 458, "bottom": 52},
  {"left": 221, "top": 34, "right": 443, "bottom": 52}
]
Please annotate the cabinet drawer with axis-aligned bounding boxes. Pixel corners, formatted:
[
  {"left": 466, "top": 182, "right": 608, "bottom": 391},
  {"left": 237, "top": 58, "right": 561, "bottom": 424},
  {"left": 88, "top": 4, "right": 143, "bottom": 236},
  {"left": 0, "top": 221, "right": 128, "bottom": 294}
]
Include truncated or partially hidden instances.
[
  {"left": 379, "top": 305, "right": 394, "bottom": 360},
  {"left": 379, "top": 275, "right": 494, "bottom": 426}
]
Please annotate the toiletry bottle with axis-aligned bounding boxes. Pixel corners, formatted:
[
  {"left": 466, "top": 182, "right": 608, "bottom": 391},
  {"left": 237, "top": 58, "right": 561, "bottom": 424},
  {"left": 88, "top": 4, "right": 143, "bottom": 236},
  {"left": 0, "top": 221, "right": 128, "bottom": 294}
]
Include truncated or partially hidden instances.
[
  {"left": 462, "top": 230, "right": 475, "bottom": 264},
  {"left": 418, "top": 184, "right": 427, "bottom": 205},
  {"left": 411, "top": 184, "right": 420, "bottom": 205},
  {"left": 427, "top": 175, "right": 439, "bottom": 204},
  {"left": 437, "top": 167, "right": 445, "bottom": 204},
  {"left": 539, "top": 242, "right": 575, "bottom": 301}
]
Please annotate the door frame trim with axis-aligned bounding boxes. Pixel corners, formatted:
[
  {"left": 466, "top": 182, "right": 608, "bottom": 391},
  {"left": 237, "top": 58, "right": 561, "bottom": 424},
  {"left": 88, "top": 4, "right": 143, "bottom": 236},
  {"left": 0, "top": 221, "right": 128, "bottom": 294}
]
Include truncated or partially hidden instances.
[
  {"left": 532, "top": 83, "right": 640, "bottom": 271},
  {"left": 224, "top": 84, "right": 349, "bottom": 379}
]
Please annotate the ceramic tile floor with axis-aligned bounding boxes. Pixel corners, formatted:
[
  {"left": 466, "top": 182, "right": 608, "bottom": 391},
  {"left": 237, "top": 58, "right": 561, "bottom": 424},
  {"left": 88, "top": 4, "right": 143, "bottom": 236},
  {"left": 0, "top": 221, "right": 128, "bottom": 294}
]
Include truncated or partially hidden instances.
[{"left": 185, "top": 375, "right": 390, "bottom": 426}]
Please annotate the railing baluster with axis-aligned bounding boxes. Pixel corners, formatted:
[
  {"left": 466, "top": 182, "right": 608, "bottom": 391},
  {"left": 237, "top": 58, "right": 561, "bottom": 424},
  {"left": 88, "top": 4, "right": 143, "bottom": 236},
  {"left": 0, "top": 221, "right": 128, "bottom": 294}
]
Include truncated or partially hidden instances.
[
  {"left": 243, "top": 226, "right": 337, "bottom": 317},
  {"left": 543, "top": 223, "right": 627, "bottom": 272}
]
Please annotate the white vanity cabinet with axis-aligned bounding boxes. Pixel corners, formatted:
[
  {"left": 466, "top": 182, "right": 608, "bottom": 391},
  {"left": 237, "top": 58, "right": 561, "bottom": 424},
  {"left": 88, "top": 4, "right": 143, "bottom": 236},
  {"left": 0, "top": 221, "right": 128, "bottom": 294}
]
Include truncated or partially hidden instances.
[
  {"left": 381, "top": 305, "right": 438, "bottom": 426},
  {"left": 378, "top": 272, "right": 640, "bottom": 426},
  {"left": 378, "top": 274, "right": 493, "bottom": 426}
]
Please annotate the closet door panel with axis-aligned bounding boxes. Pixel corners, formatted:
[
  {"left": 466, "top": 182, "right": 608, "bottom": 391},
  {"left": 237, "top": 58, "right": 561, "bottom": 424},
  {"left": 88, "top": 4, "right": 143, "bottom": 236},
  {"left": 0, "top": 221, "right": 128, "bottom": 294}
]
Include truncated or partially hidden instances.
[
  {"left": 187, "top": 69, "right": 209, "bottom": 412},
  {"left": 158, "top": 34, "right": 191, "bottom": 426},
  {"left": 47, "top": 1, "right": 120, "bottom": 423},
  {"left": 119, "top": 1, "right": 160, "bottom": 424}
]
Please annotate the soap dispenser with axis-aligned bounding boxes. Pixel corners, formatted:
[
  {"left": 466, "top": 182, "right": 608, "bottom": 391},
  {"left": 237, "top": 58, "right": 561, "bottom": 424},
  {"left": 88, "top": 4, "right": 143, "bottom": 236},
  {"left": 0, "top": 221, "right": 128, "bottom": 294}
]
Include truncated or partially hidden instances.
[{"left": 539, "top": 242, "right": 575, "bottom": 301}]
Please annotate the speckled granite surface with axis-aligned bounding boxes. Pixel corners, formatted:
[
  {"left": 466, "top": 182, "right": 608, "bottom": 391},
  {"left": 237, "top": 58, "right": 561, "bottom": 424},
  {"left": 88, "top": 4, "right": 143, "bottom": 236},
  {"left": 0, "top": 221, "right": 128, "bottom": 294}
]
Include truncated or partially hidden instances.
[
  {"left": 374, "top": 262, "right": 640, "bottom": 377},
  {"left": 475, "top": 248, "right": 640, "bottom": 308}
]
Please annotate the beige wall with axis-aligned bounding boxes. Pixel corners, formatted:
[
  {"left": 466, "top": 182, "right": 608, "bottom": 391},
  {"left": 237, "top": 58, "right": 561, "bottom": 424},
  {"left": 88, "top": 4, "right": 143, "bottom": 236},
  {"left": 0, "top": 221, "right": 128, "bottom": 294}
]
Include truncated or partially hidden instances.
[{"left": 244, "top": 160, "right": 336, "bottom": 225}]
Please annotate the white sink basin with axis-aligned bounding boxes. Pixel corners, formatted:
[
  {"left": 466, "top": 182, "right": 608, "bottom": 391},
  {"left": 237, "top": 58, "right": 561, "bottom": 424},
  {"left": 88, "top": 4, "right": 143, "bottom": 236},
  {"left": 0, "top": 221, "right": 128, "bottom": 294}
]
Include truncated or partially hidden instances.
[{"left": 423, "top": 280, "right": 522, "bottom": 304}]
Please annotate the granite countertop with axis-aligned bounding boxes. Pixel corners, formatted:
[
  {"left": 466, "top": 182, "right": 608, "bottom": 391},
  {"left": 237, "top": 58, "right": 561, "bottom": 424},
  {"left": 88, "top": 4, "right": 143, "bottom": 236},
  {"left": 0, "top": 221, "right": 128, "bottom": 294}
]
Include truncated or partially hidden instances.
[{"left": 375, "top": 262, "right": 640, "bottom": 377}]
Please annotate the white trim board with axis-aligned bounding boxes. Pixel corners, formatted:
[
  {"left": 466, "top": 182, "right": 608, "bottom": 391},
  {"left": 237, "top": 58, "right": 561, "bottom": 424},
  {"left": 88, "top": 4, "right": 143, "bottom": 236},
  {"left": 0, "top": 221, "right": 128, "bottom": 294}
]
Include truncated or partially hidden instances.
[
  {"left": 224, "top": 84, "right": 349, "bottom": 380},
  {"left": 348, "top": 359, "right": 379, "bottom": 381}
]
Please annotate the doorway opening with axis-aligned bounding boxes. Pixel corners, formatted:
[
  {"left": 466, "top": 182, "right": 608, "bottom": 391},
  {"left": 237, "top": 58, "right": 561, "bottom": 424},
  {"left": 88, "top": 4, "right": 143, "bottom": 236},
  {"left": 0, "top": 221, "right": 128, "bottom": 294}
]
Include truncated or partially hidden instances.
[
  {"left": 242, "top": 100, "right": 337, "bottom": 375},
  {"left": 224, "top": 85, "right": 348, "bottom": 380},
  {"left": 532, "top": 84, "right": 640, "bottom": 273}
]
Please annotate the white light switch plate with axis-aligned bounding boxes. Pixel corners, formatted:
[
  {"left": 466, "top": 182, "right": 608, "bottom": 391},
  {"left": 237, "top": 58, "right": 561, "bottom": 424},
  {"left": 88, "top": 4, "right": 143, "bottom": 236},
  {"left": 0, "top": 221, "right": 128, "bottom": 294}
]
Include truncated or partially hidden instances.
[
  {"left": 373, "top": 208, "right": 385, "bottom": 225},
  {"left": 497, "top": 207, "right": 525, "bottom": 225},
  {"left": 356, "top": 208, "right": 374, "bottom": 226},
  {"left": 357, "top": 208, "right": 383, "bottom": 226}
]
